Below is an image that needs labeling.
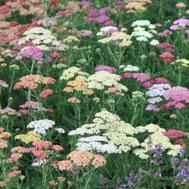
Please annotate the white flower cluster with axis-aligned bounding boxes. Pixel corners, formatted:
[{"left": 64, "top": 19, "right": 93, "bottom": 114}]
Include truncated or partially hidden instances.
[
  {"left": 119, "top": 64, "right": 140, "bottom": 72},
  {"left": 59, "top": 66, "right": 89, "bottom": 81},
  {"left": 27, "top": 119, "right": 55, "bottom": 135},
  {"left": 146, "top": 84, "right": 171, "bottom": 111},
  {"left": 131, "top": 20, "right": 159, "bottom": 46},
  {"left": 18, "top": 27, "right": 67, "bottom": 51},
  {"left": 97, "top": 26, "right": 118, "bottom": 36},
  {"left": 68, "top": 110, "right": 181, "bottom": 158},
  {"left": 87, "top": 71, "right": 128, "bottom": 92}
]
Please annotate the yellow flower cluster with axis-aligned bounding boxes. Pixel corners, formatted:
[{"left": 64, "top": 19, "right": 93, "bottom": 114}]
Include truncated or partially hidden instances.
[
  {"left": 61, "top": 67, "right": 94, "bottom": 103},
  {"left": 63, "top": 35, "right": 80, "bottom": 44},
  {"left": 60, "top": 67, "right": 89, "bottom": 81},
  {"left": 173, "top": 59, "right": 189, "bottom": 67},
  {"left": 87, "top": 71, "right": 128, "bottom": 92},
  {"left": 15, "top": 131, "right": 41, "bottom": 144}
]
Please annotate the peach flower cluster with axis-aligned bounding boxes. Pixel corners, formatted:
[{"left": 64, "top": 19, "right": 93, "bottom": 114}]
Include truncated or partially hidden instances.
[
  {"left": 125, "top": 0, "right": 152, "bottom": 13},
  {"left": 14, "top": 75, "right": 56, "bottom": 90},
  {"left": 53, "top": 150, "right": 106, "bottom": 172}
]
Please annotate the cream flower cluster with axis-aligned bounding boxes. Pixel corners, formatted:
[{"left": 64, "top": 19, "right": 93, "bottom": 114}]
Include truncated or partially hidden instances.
[
  {"left": 60, "top": 67, "right": 89, "bottom": 81},
  {"left": 63, "top": 35, "right": 80, "bottom": 44},
  {"left": 172, "top": 59, "right": 189, "bottom": 67},
  {"left": 69, "top": 110, "right": 136, "bottom": 153},
  {"left": 18, "top": 27, "right": 67, "bottom": 51},
  {"left": 134, "top": 124, "right": 181, "bottom": 159},
  {"left": 87, "top": 71, "right": 128, "bottom": 92},
  {"left": 27, "top": 119, "right": 55, "bottom": 135},
  {"left": 131, "top": 20, "right": 159, "bottom": 46},
  {"left": 69, "top": 110, "right": 181, "bottom": 159},
  {"left": 98, "top": 27, "right": 132, "bottom": 47},
  {"left": 60, "top": 67, "right": 94, "bottom": 97}
]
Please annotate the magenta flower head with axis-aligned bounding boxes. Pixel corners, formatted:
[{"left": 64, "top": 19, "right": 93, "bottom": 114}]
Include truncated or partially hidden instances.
[
  {"left": 88, "top": 10, "right": 97, "bottom": 17},
  {"left": 80, "top": 1, "right": 93, "bottom": 9},
  {"left": 142, "top": 81, "right": 153, "bottom": 88},
  {"left": 153, "top": 77, "right": 170, "bottom": 84},
  {"left": 21, "top": 46, "right": 44, "bottom": 61},
  {"left": 96, "top": 65, "right": 117, "bottom": 73},
  {"left": 116, "top": 1, "right": 125, "bottom": 9}
]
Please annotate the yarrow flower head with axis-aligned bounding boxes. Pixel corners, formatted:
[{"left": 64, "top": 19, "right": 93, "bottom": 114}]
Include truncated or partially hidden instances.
[
  {"left": 146, "top": 84, "right": 171, "bottom": 111},
  {"left": 131, "top": 20, "right": 159, "bottom": 45},
  {"left": 69, "top": 110, "right": 181, "bottom": 158},
  {"left": 18, "top": 27, "right": 67, "bottom": 51},
  {"left": 98, "top": 29, "right": 132, "bottom": 47},
  {"left": 125, "top": 0, "right": 152, "bottom": 13},
  {"left": 15, "top": 131, "right": 41, "bottom": 144},
  {"left": 95, "top": 65, "right": 117, "bottom": 73},
  {"left": 14, "top": 75, "right": 56, "bottom": 90},
  {"left": 170, "top": 19, "right": 189, "bottom": 30},
  {"left": 0, "top": 80, "right": 8, "bottom": 88},
  {"left": 88, "top": 71, "right": 128, "bottom": 92},
  {"left": 20, "top": 46, "right": 44, "bottom": 61},
  {"left": 19, "top": 101, "right": 40, "bottom": 110},
  {"left": 163, "top": 86, "right": 189, "bottom": 109},
  {"left": 53, "top": 150, "right": 106, "bottom": 172},
  {"left": 27, "top": 119, "right": 55, "bottom": 135}
]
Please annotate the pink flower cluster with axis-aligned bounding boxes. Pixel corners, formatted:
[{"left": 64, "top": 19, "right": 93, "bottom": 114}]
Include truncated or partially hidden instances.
[
  {"left": 0, "top": 107, "right": 20, "bottom": 116},
  {"left": 157, "top": 43, "right": 175, "bottom": 53},
  {"left": 143, "top": 77, "right": 169, "bottom": 88},
  {"left": 21, "top": 46, "right": 44, "bottom": 61},
  {"left": 39, "top": 89, "right": 54, "bottom": 98},
  {"left": 116, "top": 1, "right": 125, "bottom": 9},
  {"left": 20, "top": 101, "right": 40, "bottom": 110},
  {"left": 87, "top": 8, "right": 114, "bottom": 26},
  {"left": 96, "top": 65, "right": 117, "bottom": 73},
  {"left": 157, "top": 42, "right": 176, "bottom": 63},
  {"left": 163, "top": 86, "right": 189, "bottom": 109},
  {"left": 159, "top": 29, "right": 173, "bottom": 37},
  {"left": 163, "top": 129, "right": 188, "bottom": 146},
  {"left": 0, "top": 80, "right": 8, "bottom": 88},
  {"left": 122, "top": 71, "right": 169, "bottom": 88},
  {"left": 80, "top": 1, "right": 93, "bottom": 9},
  {"left": 170, "top": 19, "right": 189, "bottom": 30},
  {"left": 163, "top": 129, "right": 187, "bottom": 139},
  {"left": 31, "top": 140, "right": 63, "bottom": 160},
  {"left": 122, "top": 72, "right": 150, "bottom": 83}
]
